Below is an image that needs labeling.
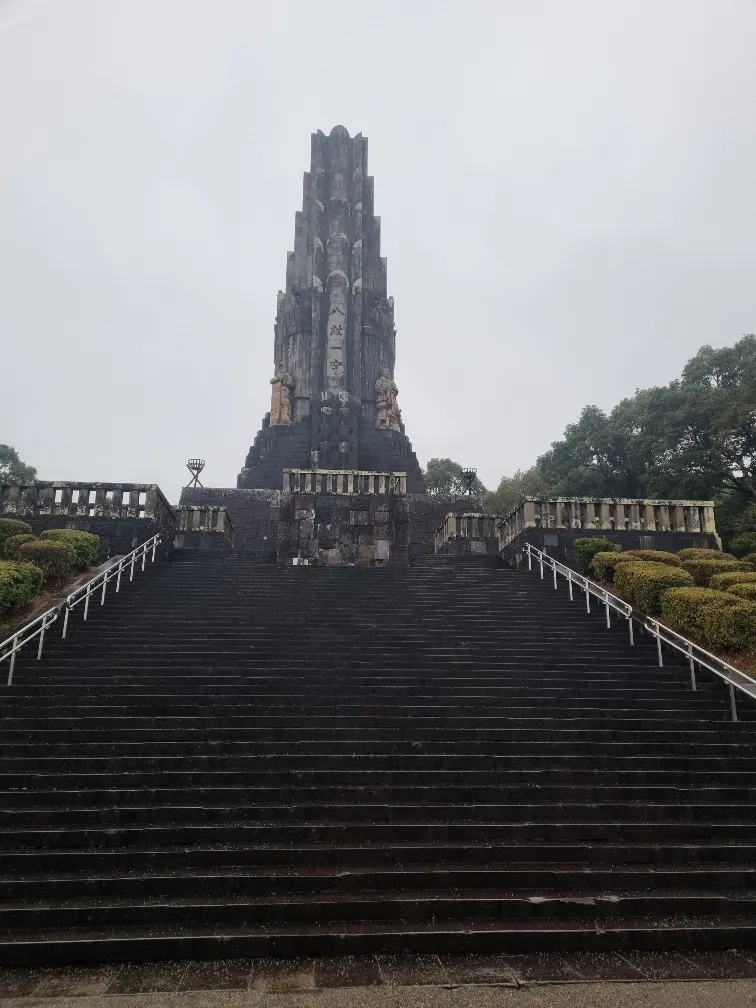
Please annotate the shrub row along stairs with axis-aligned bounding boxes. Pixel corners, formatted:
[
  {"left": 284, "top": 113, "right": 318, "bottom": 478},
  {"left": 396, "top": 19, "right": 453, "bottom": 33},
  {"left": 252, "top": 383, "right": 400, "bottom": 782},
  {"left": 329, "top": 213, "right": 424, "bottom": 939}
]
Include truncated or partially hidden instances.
[{"left": 0, "top": 550, "right": 755, "bottom": 964}]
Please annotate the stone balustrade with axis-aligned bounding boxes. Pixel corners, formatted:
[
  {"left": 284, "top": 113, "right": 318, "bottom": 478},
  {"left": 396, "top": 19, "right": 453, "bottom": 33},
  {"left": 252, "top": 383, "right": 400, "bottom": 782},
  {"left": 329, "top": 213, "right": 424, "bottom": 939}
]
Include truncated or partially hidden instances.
[
  {"left": 282, "top": 469, "right": 407, "bottom": 496},
  {"left": 175, "top": 506, "right": 233, "bottom": 536},
  {"left": 498, "top": 497, "right": 717, "bottom": 551},
  {"left": 435, "top": 512, "right": 499, "bottom": 554},
  {"left": 0, "top": 482, "right": 175, "bottom": 526}
]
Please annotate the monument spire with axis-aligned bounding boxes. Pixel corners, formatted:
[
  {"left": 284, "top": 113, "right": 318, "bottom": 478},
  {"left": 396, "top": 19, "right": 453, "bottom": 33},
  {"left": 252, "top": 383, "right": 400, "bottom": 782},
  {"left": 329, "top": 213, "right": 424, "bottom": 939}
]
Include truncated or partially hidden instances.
[{"left": 239, "top": 126, "right": 424, "bottom": 491}]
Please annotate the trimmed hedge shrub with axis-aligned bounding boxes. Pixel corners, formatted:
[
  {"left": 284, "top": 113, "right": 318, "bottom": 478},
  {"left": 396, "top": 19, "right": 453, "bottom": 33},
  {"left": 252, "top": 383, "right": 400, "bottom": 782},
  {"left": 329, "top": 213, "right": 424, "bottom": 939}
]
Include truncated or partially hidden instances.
[
  {"left": 0, "top": 519, "right": 32, "bottom": 548},
  {"left": 729, "top": 532, "right": 756, "bottom": 557},
  {"left": 589, "top": 551, "right": 638, "bottom": 581},
  {"left": 727, "top": 582, "right": 756, "bottom": 602},
  {"left": 625, "top": 549, "right": 681, "bottom": 565},
  {"left": 661, "top": 587, "right": 740, "bottom": 641},
  {"left": 2, "top": 533, "right": 38, "bottom": 561},
  {"left": 0, "top": 560, "right": 44, "bottom": 615},
  {"left": 40, "top": 529, "right": 99, "bottom": 571},
  {"left": 679, "top": 558, "right": 753, "bottom": 587},
  {"left": 614, "top": 561, "right": 695, "bottom": 613},
  {"left": 676, "top": 547, "right": 736, "bottom": 561},
  {"left": 744, "top": 553, "right": 756, "bottom": 567},
  {"left": 701, "top": 600, "right": 756, "bottom": 652},
  {"left": 709, "top": 570, "right": 756, "bottom": 591},
  {"left": 572, "top": 538, "right": 614, "bottom": 573},
  {"left": 18, "top": 539, "right": 75, "bottom": 582}
]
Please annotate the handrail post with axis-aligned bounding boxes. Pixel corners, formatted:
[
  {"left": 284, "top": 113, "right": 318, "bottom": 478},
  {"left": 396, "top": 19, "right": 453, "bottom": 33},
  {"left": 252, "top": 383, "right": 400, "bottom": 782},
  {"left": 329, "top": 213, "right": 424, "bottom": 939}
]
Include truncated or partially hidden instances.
[
  {"left": 83, "top": 583, "right": 91, "bottom": 621},
  {"left": 729, "top": 683, "right": 738, "bottom": 722},
  {"left": 141, "top": 546, "right": 147, "bottom": 572},
  {"left": 151, "top": 538, "right": 157, "bottom": 562},
  {"left": 585, "top": 588, "right": 590, "bottom": 613},
  {"left": 37, "top": 613, "right": 46, "bottom": 660},
  {"left": 688, "top": 643, "right": 697, "bottom": 691},
  {"left": 62, "top": 606, "right": 70, "bottom": 639},
  {"left": 656, "top": 632, "right": 663, "bottom": 667},
  {"left": 116, "top": 559, "right": 123, "bottom": 593},
  {"left": 605, "top": 597, "right": 611, "bottom": 628},
  {"left": 568, "top": 576, "right": 573, "bottom": 601},
  {"left": 527, "top": 547, "right": 532, "bottom": 571},
  {"left": 539, "top": 555, "right": 544, "bottom": 579},
  {"left": 627, "top": 618, "right": 634, "bottom": 645},
  {"left": 101, "top": 574, "right": 107, "bottom": 606},
  {"left": 553, "top": 565, "right": 557, "bottom": 590},
  {"left": 7, "top": 636, "right": 17, "bottom": 685},
  {"left": 130, "top": 553, "right": 136, "bottom": 581}
]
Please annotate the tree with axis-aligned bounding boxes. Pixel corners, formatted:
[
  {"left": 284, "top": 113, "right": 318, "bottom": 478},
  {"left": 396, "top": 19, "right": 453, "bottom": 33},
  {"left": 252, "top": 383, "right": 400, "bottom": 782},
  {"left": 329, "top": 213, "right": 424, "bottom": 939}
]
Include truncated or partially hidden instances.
[
  {"left": 422, "top": 458, "right": 486, "bottom": 496},
  {"left": 644, "top": 334, "right": 756, "bottom": 504},
  {"left": 484, "top": 466, "right": 550, "bottom": 515},
  {"left": 0, "top": 444, "right": 36, "bottom": 483}
]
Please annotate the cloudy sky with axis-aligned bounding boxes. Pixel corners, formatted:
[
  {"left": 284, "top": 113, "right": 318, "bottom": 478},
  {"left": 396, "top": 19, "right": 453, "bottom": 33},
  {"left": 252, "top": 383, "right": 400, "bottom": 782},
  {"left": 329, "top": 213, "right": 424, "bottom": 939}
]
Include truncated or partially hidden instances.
[{"left": 1, "top": 0, "right": 755, "bottom": 504}]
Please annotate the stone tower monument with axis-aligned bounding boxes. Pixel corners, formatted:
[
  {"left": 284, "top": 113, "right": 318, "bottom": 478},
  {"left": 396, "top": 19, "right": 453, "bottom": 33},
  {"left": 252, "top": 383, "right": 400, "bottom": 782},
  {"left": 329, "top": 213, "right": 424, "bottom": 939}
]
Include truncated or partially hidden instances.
[{"left": 238, "top": 125, "right": 425, "bottom": 492}]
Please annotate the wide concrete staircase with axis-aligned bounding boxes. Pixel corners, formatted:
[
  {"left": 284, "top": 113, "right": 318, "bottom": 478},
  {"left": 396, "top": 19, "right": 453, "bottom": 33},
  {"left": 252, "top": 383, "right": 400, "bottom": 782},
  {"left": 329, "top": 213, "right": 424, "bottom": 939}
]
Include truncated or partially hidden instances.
[{"left": 0, "top": 551, "right": 755, "bottom": 964}]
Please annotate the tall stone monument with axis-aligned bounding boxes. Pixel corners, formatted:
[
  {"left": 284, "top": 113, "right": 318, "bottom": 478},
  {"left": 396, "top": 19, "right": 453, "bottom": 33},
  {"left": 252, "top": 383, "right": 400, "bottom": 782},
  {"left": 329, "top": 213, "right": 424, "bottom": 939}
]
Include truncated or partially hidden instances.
[{"left": 238, "top": 125, "right": 425, "bottom": 492}]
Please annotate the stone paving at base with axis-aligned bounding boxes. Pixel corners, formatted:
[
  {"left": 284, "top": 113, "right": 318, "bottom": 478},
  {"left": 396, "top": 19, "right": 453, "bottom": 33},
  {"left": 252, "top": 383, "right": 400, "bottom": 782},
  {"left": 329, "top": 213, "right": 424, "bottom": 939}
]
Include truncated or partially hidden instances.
[{"left": 4, "top": 951, "right": 756, "bottom": 1001}]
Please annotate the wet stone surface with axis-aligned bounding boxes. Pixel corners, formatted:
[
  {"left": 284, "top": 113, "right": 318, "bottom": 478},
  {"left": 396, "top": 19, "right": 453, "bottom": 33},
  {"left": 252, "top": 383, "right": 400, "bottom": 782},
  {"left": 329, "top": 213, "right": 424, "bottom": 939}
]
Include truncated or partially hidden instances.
[{"left": 4, "top": 950, "right": 756, "bottom": 997}]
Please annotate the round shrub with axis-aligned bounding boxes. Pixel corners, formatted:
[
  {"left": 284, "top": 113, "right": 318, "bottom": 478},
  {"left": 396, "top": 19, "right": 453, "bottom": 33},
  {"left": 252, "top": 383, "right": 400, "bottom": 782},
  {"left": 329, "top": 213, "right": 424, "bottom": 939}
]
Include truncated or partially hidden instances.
[
  {"left": 709, "top": 570, "right": 756, "bottom": 591},
  {"left": 0, "top": 560, "right": 44, "bottom": 615},
  {"left": 700, "top": 599, "right": 756, "bottom": 652},
  {"left": 661, "top": 587, "right": 741, "bottom": 641},
  {"left": 572, "top": 538, "right": 614, "bottom": 573},
  {"left": 589, "top": 551, "right": 638, "bottom": 581},
  {"left": 18, "top": 539, "right": 75, "bottom": 582},
  {"left": 0, "top": 518, "right": 32, "bottom": 548},
  {"left": 625, "top": 549, "right": 681, "bottom": 565},
  {"left": 729, "top": 532, "right": 756, "bottom": 557},
  {"left": 614, "top": 561, "right": 695, "bottom": 613},
  {"left": 676, "top": 547, "right": 736, "bottom": 561},
  {"left": 742, "top": 553, "right": 756, "bottom": 568},
  {"left": 2, "top": 533, "right": 38, "bottom": 561},
  {"left": 727, "top": 582, "right": 756, "bottom": 602},
  {"left": 40, "top": 529, "right": 99, "bottom": 571},
  {"left": 679, "top": 558, "right": 753, "bottom": 587}
]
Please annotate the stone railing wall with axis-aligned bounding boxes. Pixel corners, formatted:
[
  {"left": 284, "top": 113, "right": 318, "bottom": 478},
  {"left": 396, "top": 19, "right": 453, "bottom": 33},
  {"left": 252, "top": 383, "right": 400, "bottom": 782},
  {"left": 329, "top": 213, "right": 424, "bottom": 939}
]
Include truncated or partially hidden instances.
[
  {"left": 173, "top": 505, "right": 234, "bottom": 551},
  {"left": 498, "top": 497, "right": 717, "bottom": 551},
  {"left": 435, "top": 512, "right": 499, "bottom": 555},
  {"left": 175, "top": 505, "right": 233, "bottom": 536},
  {"left": 0, "top": 482, "right": 175, "bottom": 526},
  {"left": 0, "top": 482, "right": 176, "bottom": 560},
  {"left": 282, "top": 469, "right": 407, "bottom": 496}
]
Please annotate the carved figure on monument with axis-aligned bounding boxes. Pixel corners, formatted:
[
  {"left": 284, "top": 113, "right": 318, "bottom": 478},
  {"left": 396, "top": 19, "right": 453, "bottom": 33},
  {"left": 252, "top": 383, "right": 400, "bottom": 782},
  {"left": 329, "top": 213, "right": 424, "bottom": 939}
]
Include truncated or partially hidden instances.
[
  {"left": 375, "top": 368, "right": 402, "bottom": 431},
  {"left": 270, "top": 363, "right": 294, "bottom": 426}
]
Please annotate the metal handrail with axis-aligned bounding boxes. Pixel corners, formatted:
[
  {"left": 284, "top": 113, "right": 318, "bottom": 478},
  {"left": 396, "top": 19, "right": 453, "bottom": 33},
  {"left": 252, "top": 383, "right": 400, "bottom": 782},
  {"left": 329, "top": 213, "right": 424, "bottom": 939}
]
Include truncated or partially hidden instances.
[
  {"left": 0, "top": 533, "right": 161, "bottom": 685},
  {"left": 524, "top": 542, "right": 634, "bottom": 642},
  {"left": 523, "top": 541, "right": 756, "bottom": 722},
  {"left": 644, "top": 616, "right": 756, "bottom": 722}
]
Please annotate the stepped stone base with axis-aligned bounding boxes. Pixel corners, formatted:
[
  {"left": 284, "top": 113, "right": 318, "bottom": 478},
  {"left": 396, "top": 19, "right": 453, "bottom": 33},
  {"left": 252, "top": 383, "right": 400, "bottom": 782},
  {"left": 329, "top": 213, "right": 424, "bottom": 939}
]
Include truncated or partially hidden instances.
[{"left": 179, "top": 487, "right": 474, "bottom": 559}]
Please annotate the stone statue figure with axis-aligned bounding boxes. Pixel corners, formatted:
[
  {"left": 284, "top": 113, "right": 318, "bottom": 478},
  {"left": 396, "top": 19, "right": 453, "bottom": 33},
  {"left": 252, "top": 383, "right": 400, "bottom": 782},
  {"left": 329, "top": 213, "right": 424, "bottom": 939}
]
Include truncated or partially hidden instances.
[
  {"left": 375, "top": 368, "right": 401, "bottom": 431},
  {"left": 270, "top": 363, "right": 294, "bottom": 426}
]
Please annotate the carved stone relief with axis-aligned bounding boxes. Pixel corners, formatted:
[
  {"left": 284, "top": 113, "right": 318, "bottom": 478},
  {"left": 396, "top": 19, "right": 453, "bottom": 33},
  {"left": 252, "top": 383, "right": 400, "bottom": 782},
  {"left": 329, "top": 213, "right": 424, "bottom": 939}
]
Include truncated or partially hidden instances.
[
  {"left": 375, "top": 368, "right": 402, "bottom": 431},
  {"left": 270, "top": 363, "right": 294, "bottom": 426}
]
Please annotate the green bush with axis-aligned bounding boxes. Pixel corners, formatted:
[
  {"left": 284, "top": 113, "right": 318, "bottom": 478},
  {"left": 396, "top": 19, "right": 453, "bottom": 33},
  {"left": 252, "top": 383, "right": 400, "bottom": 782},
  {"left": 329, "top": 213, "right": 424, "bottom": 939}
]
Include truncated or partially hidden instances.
[
  {"left": 1, "top": 533, "right": 38, "bottom": 561},
  {"left": 679, "top": 558, "right": 753, "bottom": 587},
  {"left": 729, "top": 532, "right": 756, "bottom": 557},
  {"left": 40, "top": 529, "right": 99, "bottom": 571},
  {"left": 701, "top": 600, "right": 756, "bottom": 652},
  {"left": 661, "top": 587, "right": 740, "bottom": 640},
  {"left": 727, "top": 582, "right": 756, "bottom": 602},
  {"left": 0, "top": 560, "right": 44, "bottom": 615},
  {"left": 660, "top": 585, "right": 756, "bottom": 652},
  {"left": 0, "top": 518, "right": 32, "bottom": 548},
  {"left": 676, "top": 547, "right": 736, "bottom": 561},
  {"left": 18, "top": 539, "right": 75, "bottom": 582},
  {"left": 744, "top": 553, "right": 756, "bottom": 567},
  {"left": 625, "top": 549, "right": 681, "bottom": 565},
  {"left": 589, "top": 551, "right": 638, "bottom": 581},
  {"left": 572, "top": 538, "right": 614, "bottom": 573},
  {"left": 614, "top": 561, "right": 695, "bottom": 613},
  {"left": 709, "top": 570, "right": 756, "bottom": 590}
]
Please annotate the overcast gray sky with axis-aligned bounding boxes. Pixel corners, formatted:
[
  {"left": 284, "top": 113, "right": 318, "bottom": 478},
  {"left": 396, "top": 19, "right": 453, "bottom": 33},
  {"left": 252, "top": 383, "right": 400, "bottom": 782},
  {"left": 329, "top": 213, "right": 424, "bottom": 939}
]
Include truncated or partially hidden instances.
[{"left": 1, "top": 0, "right": 755, "bottom": 504}]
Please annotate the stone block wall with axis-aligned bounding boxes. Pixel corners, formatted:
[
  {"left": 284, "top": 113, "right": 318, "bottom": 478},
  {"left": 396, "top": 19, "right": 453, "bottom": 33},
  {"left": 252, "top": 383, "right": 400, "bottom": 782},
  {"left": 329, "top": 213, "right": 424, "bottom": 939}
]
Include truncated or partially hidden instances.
[
  {"left": 178, "top": 488, "right": 280, "bottom": 556},
  {"left": 503, "top": 528, "right": 720, "bottom": 570},
  {"left": 277, "top": 491, "right": 409, "bottom": 565}
]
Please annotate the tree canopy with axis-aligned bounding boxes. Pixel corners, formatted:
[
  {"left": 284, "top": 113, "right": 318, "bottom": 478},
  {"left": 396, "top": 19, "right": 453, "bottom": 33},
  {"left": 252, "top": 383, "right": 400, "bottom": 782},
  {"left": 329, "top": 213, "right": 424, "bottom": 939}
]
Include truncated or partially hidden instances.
[
  {"left": 422, "top": 458, "right": 486, "bottom": 497},
  {"left": 0, "top": 444, "right": 36, "bottom": 483}
]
